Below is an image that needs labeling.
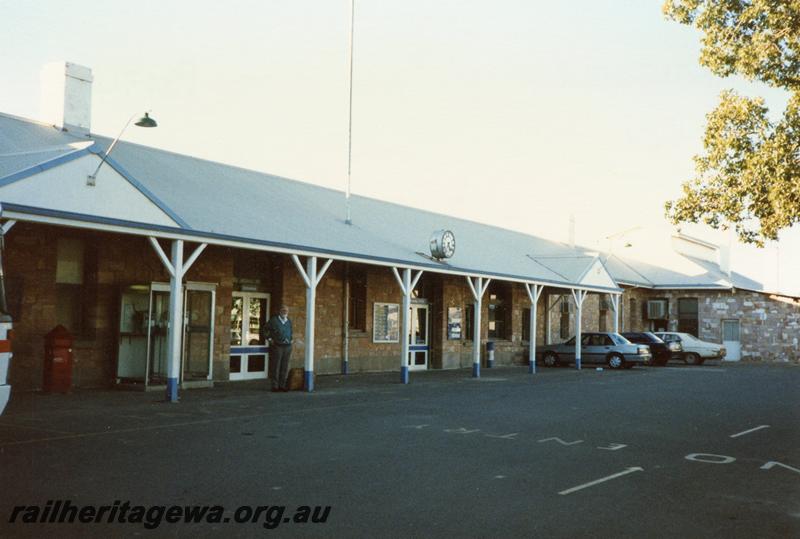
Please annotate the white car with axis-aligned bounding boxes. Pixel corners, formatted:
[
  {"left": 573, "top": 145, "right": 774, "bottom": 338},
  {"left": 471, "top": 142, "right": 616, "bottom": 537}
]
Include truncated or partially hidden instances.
[{"left": 653, "top": 332, "right": 726, "bottom": 365}]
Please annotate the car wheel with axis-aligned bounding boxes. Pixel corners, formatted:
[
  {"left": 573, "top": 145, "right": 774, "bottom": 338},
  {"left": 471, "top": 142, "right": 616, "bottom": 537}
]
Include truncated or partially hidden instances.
[
  {"left": 684, "top": 353, "right": 701, "bottom": 365},
  {"left": 607, "top": 354, "right": 625, "bottom": 370},
  {"left": 543, "top": 352, "right": 559, "bottom": 367}
]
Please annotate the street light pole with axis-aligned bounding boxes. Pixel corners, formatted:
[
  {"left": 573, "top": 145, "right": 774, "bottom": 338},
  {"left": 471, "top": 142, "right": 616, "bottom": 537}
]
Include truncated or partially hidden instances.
[{"left": 87, "top": 112, "right": 157, "bottom": 186}]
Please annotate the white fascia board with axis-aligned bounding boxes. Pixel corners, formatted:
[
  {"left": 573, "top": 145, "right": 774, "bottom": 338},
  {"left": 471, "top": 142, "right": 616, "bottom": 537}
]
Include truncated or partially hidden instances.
[{"left": 3, "top": 208, "right": 621, "bottom": 295}]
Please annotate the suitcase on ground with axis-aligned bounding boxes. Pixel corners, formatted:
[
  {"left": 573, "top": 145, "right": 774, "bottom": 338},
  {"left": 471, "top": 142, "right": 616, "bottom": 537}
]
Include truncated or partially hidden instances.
[{"left": 288, "top": 368, "right": 304, "bottom": 391}]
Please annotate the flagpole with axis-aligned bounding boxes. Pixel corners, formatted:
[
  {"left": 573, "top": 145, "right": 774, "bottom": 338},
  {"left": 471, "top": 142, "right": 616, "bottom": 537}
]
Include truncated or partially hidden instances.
[{"left": 345, "top": 0, "right": 355, "bottom": 225}]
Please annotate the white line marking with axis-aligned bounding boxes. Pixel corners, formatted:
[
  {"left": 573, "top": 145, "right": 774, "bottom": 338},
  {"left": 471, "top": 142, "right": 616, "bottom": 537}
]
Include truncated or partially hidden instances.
[
  {"left": 538, "top": 437, "right": 583, "bottom": 446},
  {"left": 730, "top": 425, "right": 770, "bottom": 438},
  {"left": 486, "top": 433, "right": 518, "bottom": 440},
  {"left": 597, "top": 443, "right": 627, "bottom": 451},
  {"left": 760, "top": 461, "right": 800, "bottom": 475},
  {"left": 444, "top": 428, "right": 480, "bottom": 434},
  {"left": 558, "top": 467, "right": 643, "bottom": 495}
]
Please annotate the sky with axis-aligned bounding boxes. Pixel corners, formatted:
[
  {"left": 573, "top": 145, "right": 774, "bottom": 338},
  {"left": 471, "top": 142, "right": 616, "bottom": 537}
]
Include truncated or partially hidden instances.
[{"left": 1, "top": 0, "right": 798, "bottom": 294}]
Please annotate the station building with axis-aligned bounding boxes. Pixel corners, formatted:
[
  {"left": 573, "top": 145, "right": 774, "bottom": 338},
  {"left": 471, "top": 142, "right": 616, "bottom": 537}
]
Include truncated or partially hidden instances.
[{"left": 0, "top": 63, "right": 797, "bottom": 402}]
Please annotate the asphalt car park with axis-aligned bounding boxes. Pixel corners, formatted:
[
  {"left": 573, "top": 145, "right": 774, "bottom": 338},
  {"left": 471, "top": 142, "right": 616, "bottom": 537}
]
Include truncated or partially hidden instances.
[{"left": 1, "top": 363, "right": 798, "bottom": 538}]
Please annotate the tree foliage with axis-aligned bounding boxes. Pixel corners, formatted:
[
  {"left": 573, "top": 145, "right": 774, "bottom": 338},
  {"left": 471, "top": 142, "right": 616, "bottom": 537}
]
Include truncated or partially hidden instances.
[{"left": 663, "top": 0, "right": 800, "bottom": 245}]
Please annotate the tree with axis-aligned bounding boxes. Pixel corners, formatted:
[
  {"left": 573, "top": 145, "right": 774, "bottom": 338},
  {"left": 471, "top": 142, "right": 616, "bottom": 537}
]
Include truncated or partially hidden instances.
[{"left": 663, "top": 0, "right": 800, "bottom": 246}]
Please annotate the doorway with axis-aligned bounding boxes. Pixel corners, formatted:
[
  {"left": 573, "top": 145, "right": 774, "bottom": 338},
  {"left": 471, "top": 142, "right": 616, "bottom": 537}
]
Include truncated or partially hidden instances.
[
  {"left": 229, "top": 292, "right": 270, "bottom": 380},
  {"left": 408, "top": 303, "right": 429, "bottom": 370}
]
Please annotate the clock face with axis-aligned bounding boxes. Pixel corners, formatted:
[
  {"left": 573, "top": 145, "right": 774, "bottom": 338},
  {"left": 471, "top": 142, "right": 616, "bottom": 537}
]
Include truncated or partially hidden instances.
[{"left": 441, "top": 230, "right": 456, "bottom": 258}]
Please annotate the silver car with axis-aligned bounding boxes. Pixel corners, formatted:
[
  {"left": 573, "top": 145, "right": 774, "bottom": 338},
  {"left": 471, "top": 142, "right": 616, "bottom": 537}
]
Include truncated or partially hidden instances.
[{"left": 537, "top": 332, "right": 652, "bottom": 369}]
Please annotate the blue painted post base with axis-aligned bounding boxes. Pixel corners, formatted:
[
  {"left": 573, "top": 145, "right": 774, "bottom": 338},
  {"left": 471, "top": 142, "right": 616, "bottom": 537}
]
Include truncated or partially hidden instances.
[
  {"left": 166, "top": 378, "right": 179, "bottom": 403},
  {"left": 342, "top": 360, "right": 349, "bottom": 375},
  {"left": 304, "top": 370, "right": 314, "bottom": 392},
  {"left": 576, "top": 359, "right": 582, "bottom": 371},
  {"left": 487, "top": 359, "right": 494, "bottom": 369},
  {"left": 529, "top": 361, "right": 536, "bottom": 374},
  {"left": 401, "top": 366, "right": 409, "bottom": 384},
  {"left": 472, "top": 363, "right": 480, "bottom": 378}
]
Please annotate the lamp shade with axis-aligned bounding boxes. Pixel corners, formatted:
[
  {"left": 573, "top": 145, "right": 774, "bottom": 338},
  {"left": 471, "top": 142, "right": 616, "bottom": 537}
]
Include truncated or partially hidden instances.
[{"left": 134, "top": 113, "right": 157, "bottom": 128}]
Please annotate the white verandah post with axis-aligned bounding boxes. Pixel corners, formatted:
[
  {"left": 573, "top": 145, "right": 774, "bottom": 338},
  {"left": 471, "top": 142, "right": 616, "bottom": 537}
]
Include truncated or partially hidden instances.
[
  {"left": 524, "top": 284, "right": 543, "bottom": 374},
  {"left": 148, "top": 237, "right": 207, "bottom": 403},
  {"left": 570, "top": 289, "right": 588, "bottom": 371},
  {"left": 292, "top": 255, "right": 333, "bottom": 392},
  {"left": 466, "top": 276, "right": 491, "bottom": 378},
  {"left": 609, "top": 293, "right": 621, "bottom": 333},
  {"left": 392, "top": 267, "right": 423, "bottom": 384}
]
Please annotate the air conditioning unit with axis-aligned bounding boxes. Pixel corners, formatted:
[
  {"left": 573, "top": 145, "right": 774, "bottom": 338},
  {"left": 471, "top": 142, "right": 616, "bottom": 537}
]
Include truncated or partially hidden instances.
[{"left": 646, "top": 300, "right": 667, "bottom": 319}]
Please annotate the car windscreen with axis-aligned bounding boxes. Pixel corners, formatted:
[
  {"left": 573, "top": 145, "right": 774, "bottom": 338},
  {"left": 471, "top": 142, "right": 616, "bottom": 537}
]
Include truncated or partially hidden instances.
[
  {"left": 610, "top": 334, "right": 630, "bottom": 345},
  {"left": 639, "top": 332, "right": 663, "bottom": 343}
]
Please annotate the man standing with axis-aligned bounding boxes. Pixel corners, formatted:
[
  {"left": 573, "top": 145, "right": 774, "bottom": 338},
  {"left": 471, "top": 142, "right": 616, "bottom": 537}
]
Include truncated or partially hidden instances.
[{"left": 264, "top": 305, "right": 293, "bottom": 392}]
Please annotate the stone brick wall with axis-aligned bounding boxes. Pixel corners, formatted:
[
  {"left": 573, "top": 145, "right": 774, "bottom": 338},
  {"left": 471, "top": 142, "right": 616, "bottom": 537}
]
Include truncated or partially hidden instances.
[
  {"left": 7, "top": 223, "right": 797, "bottom": 392},
  {"left": 620, "top": 287, "right": 800, "bottom": 362},
  {"left": 6, "top": 224, "right": 232, "bottom": 390}
]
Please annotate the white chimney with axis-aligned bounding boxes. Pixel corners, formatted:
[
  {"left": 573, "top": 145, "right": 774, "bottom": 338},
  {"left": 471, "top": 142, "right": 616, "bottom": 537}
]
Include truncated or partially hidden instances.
[
  {"left": 717, "top": 228, "right": 734, "bottom": 279},
  {"left": 40, "top": 61, "right": 93, "bottom": 135}
]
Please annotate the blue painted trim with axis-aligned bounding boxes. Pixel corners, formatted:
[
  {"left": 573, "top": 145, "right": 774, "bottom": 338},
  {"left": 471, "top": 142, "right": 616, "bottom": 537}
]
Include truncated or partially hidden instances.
[
  {"left": 529, "top": 360, "right": 536, "bottom": 374},
  {"left": 342, "top": 360, "right": 349, "bottom": 375},
  {"left": 1, "top": 203, "right": 630, "bottom": 293},
  {"left": 486, "top": 341, "right": 495, "bottom": 352},
  {"left": 472, "top": 363, "right": 480, "bottom": 378},
  {"left": 576, "top": 357, "right": 582, "bottom": 371},
  {"left": 166, "top": 377, "right": 179, "bottom": 402},
  {"left": 409, "top": 345, "right": 429, "bottom": 351},
  {"left": 230, "top": 346, "right": 269, "bottom": 354},
  {"left": 401, "top": 366, "right": 409, "bottom": 384},
  {"left": 304, "top": 370, "right": 314, "bottom": 392},
  {"left": 487, "top": 358, "right": 494, "bottom": 368},
  {"left": 0, "top": 149, "right": 92, "bottom": 187}
]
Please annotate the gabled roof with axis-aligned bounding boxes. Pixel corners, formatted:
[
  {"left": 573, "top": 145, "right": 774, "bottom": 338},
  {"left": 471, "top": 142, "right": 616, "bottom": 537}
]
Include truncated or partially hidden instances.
[{"left": 0, "top": 113, "right": 620, "bottom": 292}]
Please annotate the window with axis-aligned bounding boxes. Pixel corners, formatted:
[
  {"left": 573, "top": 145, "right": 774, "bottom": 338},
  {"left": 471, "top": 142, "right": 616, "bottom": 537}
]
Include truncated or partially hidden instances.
[
  {"left": 464, "top": 304, "right": 474, "bottom": 341},
  {"left": 722, "top": 319, "right": 740, "bottom": 342},
  {"left": 486, "top": 282, "right": 510, "bottom": 340},
  {"left": 373, "top": 303, "right": 400, "bottom": 343},
  {"left": 678, "top": 298, "right": 699, "bottom": 336},
  {"left": 559, "top": 297, "right": 571, "bottom": 340},
  {"left": 56, "top": 238, "right": 85, "bottom": 334},
  {"left": 647, "top": 299, "right": 668, "bottom": 319},
  {"left": 599, "top": 298, "right": 609, "bottom": 332},
  {"left": 347, "top": 267, "right": 367, "bottom": 331},
  {"left": 522, "top": 308, "right": 531, "bottom": 342}
]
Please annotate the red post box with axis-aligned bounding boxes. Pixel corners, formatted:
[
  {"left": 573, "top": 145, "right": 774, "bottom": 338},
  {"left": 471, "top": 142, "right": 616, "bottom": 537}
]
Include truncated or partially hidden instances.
[{"left": 43, "top": 325, "right": 73, "bottom": 393}]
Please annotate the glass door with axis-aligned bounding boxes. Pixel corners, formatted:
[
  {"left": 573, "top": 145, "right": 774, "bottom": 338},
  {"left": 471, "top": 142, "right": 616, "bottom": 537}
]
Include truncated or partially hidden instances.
[
  {"left": 408, "top": 303, "right": 429, "bottom": 371},
  {"left": 182, "top": 285, "right": 215, "bottom": 381},
  {"left": 147, "top": 284, "right": 171, "bottom": 385},
  {"left": 722, "top": 319, "right": 741, "bottom": 361},
  {"left": 229, "top": 292, "right": 270, "bottom": 380}
]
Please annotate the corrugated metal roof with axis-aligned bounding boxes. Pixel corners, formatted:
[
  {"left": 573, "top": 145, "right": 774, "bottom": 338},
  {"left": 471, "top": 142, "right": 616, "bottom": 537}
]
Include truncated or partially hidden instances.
[
  {"left": 0, "top": 112, "right": 773, "bottom": 294},
  {"left": 0, "top": 113, "right": 615, "bottom": 290}
]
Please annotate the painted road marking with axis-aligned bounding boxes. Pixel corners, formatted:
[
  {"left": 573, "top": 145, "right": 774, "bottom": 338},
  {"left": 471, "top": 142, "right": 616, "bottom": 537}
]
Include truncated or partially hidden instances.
[
  {"left": 730, "top": 425, "right": 770, "bottom": 438},
  {"left": 538, "top": 437, "right": 583, "bottom": 446},
  {"left": 760, "top": 461, "right": 800, "bottom": 475},
  {"left": 597, "top": 443, "right": 627, "bottom": 451},
  {"left": 444, "top": 428, "right": 480, "bottom": 434},
  {"left": 685, "top": 453, "right": 736, "bottom": 464},
  {"left": 558, "top": 467, "right": 643, "bottom": 495},
  {"left": 402, "top": 424, "right": 430, "bottom": 429},
  {"left": 485, "top": 433, "right": 518, "bottom": 440}
]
